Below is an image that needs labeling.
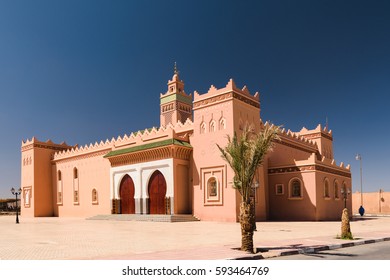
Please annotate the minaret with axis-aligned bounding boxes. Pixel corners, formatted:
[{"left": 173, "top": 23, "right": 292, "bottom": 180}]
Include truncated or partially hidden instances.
[{"left": 160, "top": 63, "right": 192, "bottom": 127}]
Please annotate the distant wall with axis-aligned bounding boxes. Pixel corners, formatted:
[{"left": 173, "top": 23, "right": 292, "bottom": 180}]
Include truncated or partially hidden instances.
[{"left": 352, "top": 190, "right": 390, "bottom": 215}]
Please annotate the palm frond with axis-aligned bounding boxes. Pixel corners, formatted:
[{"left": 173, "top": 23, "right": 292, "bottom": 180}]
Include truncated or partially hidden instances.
[{"left": 218, "top": 123, "right": 280, "bottom": 202}]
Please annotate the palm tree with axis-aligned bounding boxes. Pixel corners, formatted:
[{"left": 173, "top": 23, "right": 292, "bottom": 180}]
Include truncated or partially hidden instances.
[{"left": 217, "top": 123, "right": 280, "bottom": 253}]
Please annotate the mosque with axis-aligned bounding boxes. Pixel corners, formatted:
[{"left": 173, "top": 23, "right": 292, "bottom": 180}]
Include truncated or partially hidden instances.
[{"left": 20, "top": 67, "right": 352, "bottom": 221}]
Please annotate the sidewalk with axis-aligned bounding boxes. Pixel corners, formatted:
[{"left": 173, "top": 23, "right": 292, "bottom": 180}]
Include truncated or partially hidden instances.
[{"left": 1, "top": 215, "right": 389, "bottom": 260}]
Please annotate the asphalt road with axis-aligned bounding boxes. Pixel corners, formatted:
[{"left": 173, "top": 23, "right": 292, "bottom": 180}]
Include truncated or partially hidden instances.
[{"left": 271, "top": 240, "right": 390, "bottom": 260}]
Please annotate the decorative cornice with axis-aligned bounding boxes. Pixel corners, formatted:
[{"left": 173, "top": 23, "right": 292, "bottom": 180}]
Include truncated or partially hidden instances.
[
  {"left": 193, "top": 91, "right": 260, "bottom": 110},
  {"left": 21, "top": 143, "right": 71, "bottom": 153},
  {"left": 268, "top": 164, "right": 351, "bottom": 178},
  {"left": 107, "top": 144, "right": 192, "bottom": 167},
  {"left": 302, "top": 132, "right": 333, "bottom": 141},
  {"left": 193, "top": 92, "right": 232, "bottom": 109},
  {"left": 233, "top": 92, "right": 260, "bottom": 108},
  {"left": 105, "top": 138, "right": 191, "bottom": 158}
]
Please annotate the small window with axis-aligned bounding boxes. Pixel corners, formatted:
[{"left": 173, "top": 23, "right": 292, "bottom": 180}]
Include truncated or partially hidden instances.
[
  {"left": 58, "top": 170, "right": 62, "bottom": 181},
  {"left": 208, "top": 177, "right": 218, "bottom": 197},
  {"left": 73, "top": 168, "right": 78, "bottom": 179},
  {"left": 289, "top": 178, "right": 302, "bottom": 199},
  {"left": 57, "top": 191, "right": 63, "bottom": 204},
  {"left": 74, "top": 190, "right": 79, "bottom": 204},
  {"left": 92, "top": 189, "right": 98, "bottom": 204},
  {"left": 275, "top": 184, "right": 284, "bottom": 195}
]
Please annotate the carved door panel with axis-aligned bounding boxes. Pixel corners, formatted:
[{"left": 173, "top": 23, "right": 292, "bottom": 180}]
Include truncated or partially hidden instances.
[
  {"left": 148, "top": 171, "right": 167, "bottom": 214},
  {"left": 120, "top": 175, "right": 135, "bottom": 214}
]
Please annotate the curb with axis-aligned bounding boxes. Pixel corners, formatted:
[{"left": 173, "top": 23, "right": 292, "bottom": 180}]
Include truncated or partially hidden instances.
[
  {"left": 277, "top": 237, "right": 390, "bottom": 258},
  {"left": 233, "top": 237, "right": 390, "bottom": 260}
]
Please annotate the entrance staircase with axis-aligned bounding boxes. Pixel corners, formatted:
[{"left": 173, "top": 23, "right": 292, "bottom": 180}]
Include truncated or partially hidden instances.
[{"left": 86, "top": 214, "right": 200, "bottom": 222}]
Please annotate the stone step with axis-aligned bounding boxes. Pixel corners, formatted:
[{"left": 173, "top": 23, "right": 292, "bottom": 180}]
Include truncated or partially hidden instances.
[{"left": 86, "top": 214, "right": 200, "bottom": 223}]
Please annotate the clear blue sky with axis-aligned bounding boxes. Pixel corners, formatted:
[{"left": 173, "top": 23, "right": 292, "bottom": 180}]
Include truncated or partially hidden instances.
[{"left": 1, "top": 0, "right": 389, "bottom": 198}]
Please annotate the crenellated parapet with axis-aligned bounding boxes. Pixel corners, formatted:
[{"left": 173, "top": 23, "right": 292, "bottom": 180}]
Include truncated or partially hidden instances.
[
  {"left": 270, "top": 122, "right": 350, "bottom": 175},
  {"left": 193, "top": 78, "right": 260, "bottom": 110},
  {"left": 21, "top": 137, "right": 74, "bottom": 153},
  {"left": 318, "top": 155, "right": 351, "bottom": 171},
  {"left": 51, "top": 119, "right": 194, "bottom": 162},
  {"left": 270, "top": 121, "right": 319, "bottom": 155},
  {"left": 278, "top": 126, "right": 318, "bottom": 148},
  {"left": 298, "top": 124, "right": 333, "bottom": 141},
  {"left": 112, "top": 119, "right": 193, "bottom": 151},
  {"left": 53, "top": 139, "right": 114, "bottom": 161}
]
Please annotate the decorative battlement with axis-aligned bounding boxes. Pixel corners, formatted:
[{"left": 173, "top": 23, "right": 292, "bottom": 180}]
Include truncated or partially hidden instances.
[
  {"left": 52, "top": 120, "right": 194, "bottom": 162},
  {"left": 53, "top": 139, "right": 114, "bottom": 161},
  {"left": 319, "top": 155, "right": 351, "bottom": 170},
  {"left": 298, "top": 124, "right": 333, "bottom": 141},
  {"left": 270, "top": 122, "right": 350, "bottom": 173},
  {"left": 277, "top": 126, "right": 318, "bottom": 148},
  {"left": 193, "top": 79, "right": 260, "bottom": 109},
  {"left": 113, "top": 119, "right": 193, "bottom": 150},
  {"left": 21, "top": 137, "right": 74, "bottom": 152}
]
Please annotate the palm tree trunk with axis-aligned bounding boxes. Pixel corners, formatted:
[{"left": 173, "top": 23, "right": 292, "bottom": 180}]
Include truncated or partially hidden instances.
[
  {"left": 239, "top": 201, "right": 255, "bottom": 253},
  {"left": 341, "top": 208, "right": 353, "bottom": 239}
]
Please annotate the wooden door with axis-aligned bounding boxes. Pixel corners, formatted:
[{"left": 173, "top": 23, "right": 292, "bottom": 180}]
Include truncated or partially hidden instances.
[
  {"left": 119, "top": 175, "right": 135, "bottom": 214},
  {"left": 148, "top": 171, "right": 167, "bottom": 214}
]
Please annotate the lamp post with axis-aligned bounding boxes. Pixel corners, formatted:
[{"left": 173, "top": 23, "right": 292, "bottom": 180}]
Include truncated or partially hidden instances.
[
  {"left": 251, "top": 179, "right": 259, "bottom": 231},
  {"left": 10, "top": 187, "right": 21, "bottom": 224},
  {"left": 355, "top": 154, "right": 365, "bottom": 216},
  {"left": 341, "top": 186, "right": 350, "bottom": 209}
]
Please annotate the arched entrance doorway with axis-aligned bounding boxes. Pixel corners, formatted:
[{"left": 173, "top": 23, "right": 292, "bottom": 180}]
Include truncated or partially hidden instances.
[
  {"left": 119, "top": 175, "right": 135, "bottom": 214},
  {"left": 148, "top": 170, "right": 167, "bottom": 214}
]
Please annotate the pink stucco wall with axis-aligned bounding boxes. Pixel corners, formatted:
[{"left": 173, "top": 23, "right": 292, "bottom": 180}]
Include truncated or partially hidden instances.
[
  {"left": 53, "top": 153, "right": 111, "bottom": 217},
  {"left": 352, "top": 191, "right": 390, "bottom": 215}
]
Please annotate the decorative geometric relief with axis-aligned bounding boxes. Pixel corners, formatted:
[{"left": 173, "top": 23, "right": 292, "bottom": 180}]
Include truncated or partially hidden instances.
[
  {"left": 23, "top": 186, "right": 32, "bottom": 208},
  {"left": 200, "top": 165, "right": 226, "bottom": 206}
]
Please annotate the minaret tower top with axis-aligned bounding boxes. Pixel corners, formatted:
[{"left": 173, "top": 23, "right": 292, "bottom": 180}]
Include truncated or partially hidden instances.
[{"left": 160, "top": 63, "right": 193, "bottom": 126}]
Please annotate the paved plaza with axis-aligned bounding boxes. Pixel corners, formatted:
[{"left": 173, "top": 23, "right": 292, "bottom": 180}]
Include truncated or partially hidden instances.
[{"left": 1, "top": 215, "right": 390, "bottom": 260}]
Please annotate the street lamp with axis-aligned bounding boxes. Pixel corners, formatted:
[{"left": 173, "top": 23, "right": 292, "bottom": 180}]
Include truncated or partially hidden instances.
[
  {"left": 251, "top": 179, "right": 259, "bottom": 231},
  {"left": 10, "top": 187, "right": 22, "bottom": 224},
  {"left": 355, "top": 154, "right": 365, "bottom": 216},
  {"left": 341, "top": 186, "right": 351, "bottom": 209}
]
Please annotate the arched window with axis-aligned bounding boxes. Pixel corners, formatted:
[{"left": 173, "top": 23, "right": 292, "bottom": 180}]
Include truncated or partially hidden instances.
[
  {"left": 289, "top": 178, "right": 303, "bottom": 199},
  {"left": 200, "top": 122, "right": 206, "bottom": 134},
  {"left": 58, "top": 170, "right": 62, "bottom": 181},
  {"left": 210, "top": 120, "right": 216, "bottom": 132},
  {"left": 342, "top": 182, "right": 350, "bottom": 200},
  {"left": 324, "top": 178, "right": 330, "bottom": 198},
  {"left": 219, "top": 118, "right": 226, "bottom": 130},
  {"left": 239, "top": 119, "right": 243, "bottom": 130},
  {"left": 207, "top": 177, "right": 218, "bottom": 197},
  {"left": 73, "top": 168, "right": 78, "bottom": 179},
  {"left": 334, "top": 181, "right": 340, "bottom": 199}
]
